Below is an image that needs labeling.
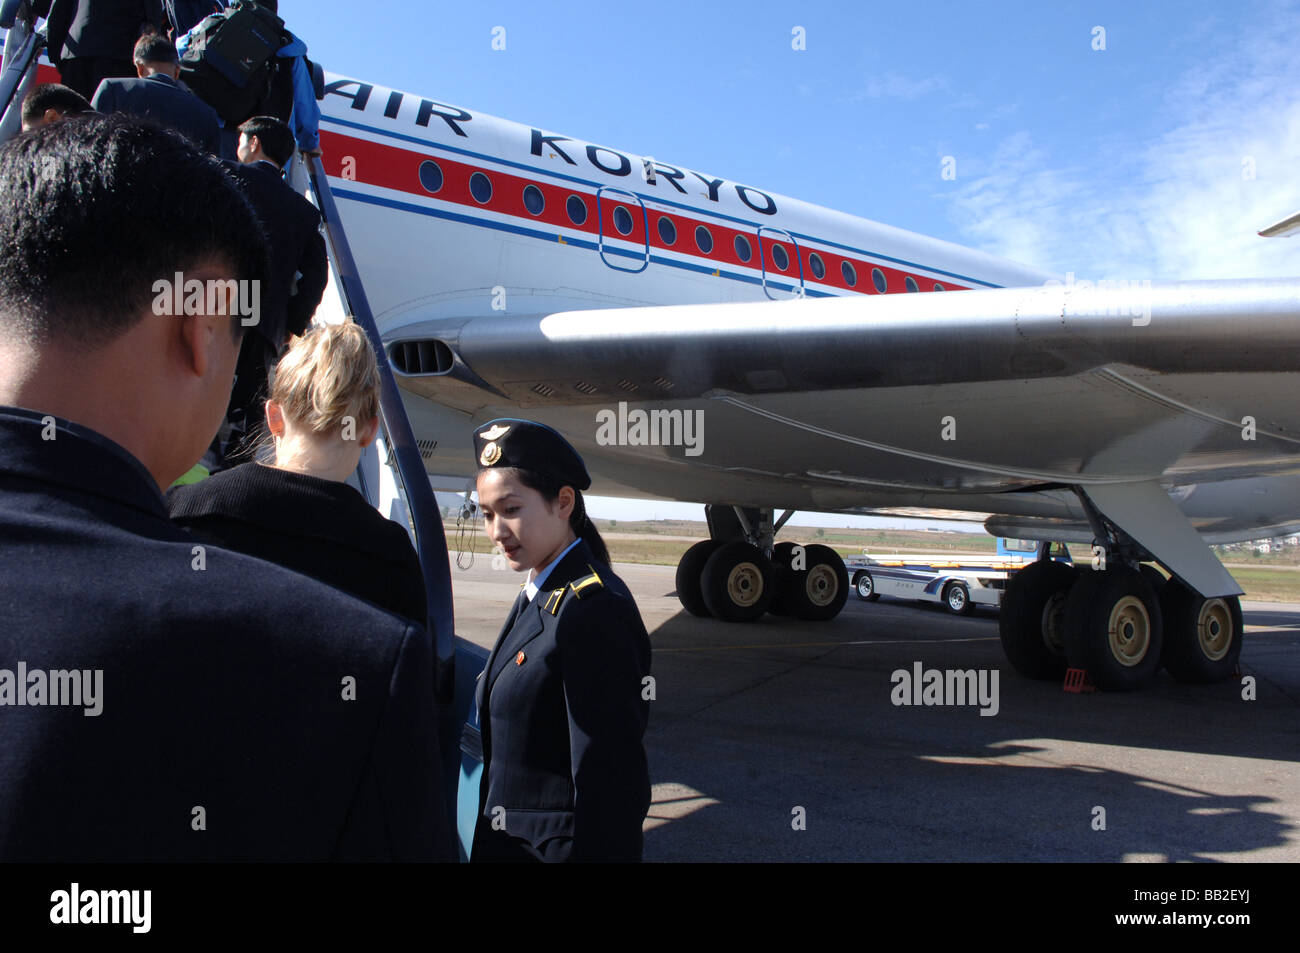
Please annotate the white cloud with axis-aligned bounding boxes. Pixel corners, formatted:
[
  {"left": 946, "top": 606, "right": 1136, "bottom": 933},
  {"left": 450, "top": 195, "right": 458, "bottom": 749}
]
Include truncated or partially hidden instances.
[
  {"left": 944, "top": 9, "right": 1300, "bottom": 280},
  {"left": 845, "top": 71, "right": 948, "bottom": 102}
]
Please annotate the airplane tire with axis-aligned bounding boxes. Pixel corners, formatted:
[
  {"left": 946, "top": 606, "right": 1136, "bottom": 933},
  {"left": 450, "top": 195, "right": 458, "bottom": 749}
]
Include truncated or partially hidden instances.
[
  {"left": 1063, "top": 567, "right": 1163, "bottom": 691},
  {"left": 768, "top": 541, "right": 799, "bottom": 616},
  {"left": 999, "top": 559, "right": 1076, "bottom": 680},
  {"left": 784, "top": 544, "right": 849, "bottom": 621},
  {"left": 676, "top": 539, "right": 721, "bottom": 617},
  {"left": 943, "top": 581, "right": 974, "bottom": 615},
  {"left": 701, "top": 541, "right": 774, "bottom": 622},
  {"left": 1159, "top": 580, "right": 1243, "bottom": 684},
  {"left": 854, "top": 571, "right": 880, "bottom": 602}
]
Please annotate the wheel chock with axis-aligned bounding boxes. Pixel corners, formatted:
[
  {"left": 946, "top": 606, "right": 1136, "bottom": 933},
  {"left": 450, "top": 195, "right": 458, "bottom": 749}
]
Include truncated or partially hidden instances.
[{"left": 1063, "top": 668, "right": 1096, "bottom": 693}]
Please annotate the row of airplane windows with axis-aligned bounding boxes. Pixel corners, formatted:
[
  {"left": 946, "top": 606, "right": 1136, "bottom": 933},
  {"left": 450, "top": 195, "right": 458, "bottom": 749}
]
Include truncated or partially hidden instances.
[{"left": 416, "top": 159, "right": 946, "bottom": 293}]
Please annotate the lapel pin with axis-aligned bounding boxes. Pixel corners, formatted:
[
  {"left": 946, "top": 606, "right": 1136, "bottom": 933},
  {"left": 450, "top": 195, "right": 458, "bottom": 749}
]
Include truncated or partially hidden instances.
[{"left": 516, "top": 651, "right": 526, "bottom": 665}]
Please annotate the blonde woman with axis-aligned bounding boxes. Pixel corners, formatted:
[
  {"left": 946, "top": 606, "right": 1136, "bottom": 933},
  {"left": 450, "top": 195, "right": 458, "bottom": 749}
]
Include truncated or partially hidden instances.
[{"left": 167, "top": 322, "right": 427, "bottom": 624}]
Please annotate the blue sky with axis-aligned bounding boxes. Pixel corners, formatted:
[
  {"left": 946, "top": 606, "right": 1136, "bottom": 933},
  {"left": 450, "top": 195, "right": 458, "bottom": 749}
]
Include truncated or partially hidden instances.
[{"left": 284, "top": 0, "right": 1300, "bottom": 526}]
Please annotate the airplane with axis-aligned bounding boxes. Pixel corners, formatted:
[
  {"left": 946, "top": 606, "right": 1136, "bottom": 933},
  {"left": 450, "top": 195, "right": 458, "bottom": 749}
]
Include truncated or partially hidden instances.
[
  {"left": 301, "top": 70, "right": 1300, "bottom": 693},
  {"left": 3, "top": 9, "right": 1298, "bottom": 695}
]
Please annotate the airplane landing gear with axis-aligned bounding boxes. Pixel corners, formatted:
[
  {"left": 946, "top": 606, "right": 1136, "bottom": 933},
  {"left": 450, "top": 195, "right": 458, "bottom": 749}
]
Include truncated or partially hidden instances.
[
  {"left": 1063, "top": 567, "right": 1164, "bottom": 691},
  {"left": 1000, "top": 560, "right": 1076, "bottom": 680},
  {"left": 1159, "top": 579, "right": 1243, "bottom": 683},
  {"left": 673, "top": 506, "right": 849, "bottom": 623},
  {"left": 675, "top": 539, "right": 721, "bottom": 617},
  {"left": 775, "top": 543, "right": 848, "bottom": 621},
  {"left": 701, "top": 541, "right": 774, "bottom": 622}
]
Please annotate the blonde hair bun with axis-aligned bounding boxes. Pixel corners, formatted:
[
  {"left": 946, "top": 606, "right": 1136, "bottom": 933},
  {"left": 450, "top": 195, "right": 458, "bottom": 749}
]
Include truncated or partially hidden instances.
[{"left": 269, "top": 322, "right": 381, "bottom": 434}]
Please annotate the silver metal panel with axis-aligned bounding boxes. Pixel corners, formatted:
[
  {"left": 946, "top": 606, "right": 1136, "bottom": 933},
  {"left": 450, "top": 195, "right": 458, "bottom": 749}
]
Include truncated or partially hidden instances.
[{"left": 1082, "top": 482, "right": 1244, "bottom": 597}]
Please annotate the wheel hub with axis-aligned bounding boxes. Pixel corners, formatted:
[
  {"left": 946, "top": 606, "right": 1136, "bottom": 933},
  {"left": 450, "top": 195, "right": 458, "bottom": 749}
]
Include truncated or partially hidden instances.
[
  {"left": 726, "top": 562, "right": 764, "bottom": 608},
  {"left": 1107, "top": 595, "right": 1151, "bottom": 666},
  {"left": 806, "top": 565, "right": 838, "bottom": 607},
  {"left": 1196, "top": 599, "right": 1233, "bottom": 660}
]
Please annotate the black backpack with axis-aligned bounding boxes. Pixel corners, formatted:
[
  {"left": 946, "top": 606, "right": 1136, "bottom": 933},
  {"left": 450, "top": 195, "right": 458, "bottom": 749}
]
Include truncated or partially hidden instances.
[{"left": 179, "top": 1, "right": 285, "bottom": 127}]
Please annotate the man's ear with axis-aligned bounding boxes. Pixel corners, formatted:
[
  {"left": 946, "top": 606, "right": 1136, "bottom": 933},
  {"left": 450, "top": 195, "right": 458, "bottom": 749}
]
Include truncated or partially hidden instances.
[
  {"left": 135, "top": 63, "right": 148, "bottom": 78},
  {"left": 41, "top": 107, "right": 63, "bottom": 125},
  {"left": 177, "top": 312, "right": 211, "bottom": 377}
]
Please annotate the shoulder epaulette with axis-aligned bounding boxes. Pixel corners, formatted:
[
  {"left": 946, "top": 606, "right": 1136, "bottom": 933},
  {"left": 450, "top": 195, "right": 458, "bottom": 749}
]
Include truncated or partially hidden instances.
[
  {"left": 541, "top": 565, "right": 605, "bottom": 615},
  {"left": 569, "top": 565, "right": 604, "bottom": 599}
]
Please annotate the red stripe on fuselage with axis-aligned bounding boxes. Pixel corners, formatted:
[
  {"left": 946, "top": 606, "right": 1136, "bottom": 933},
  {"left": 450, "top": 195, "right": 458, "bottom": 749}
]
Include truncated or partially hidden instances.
[{"left": 318, "top": 128, "right": 965, "bottom": 295}]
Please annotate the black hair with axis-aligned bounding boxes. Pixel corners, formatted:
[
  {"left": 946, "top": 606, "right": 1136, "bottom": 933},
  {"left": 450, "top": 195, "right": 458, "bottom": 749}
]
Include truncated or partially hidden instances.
[
  {"left": 0, "top": 113, "right": 270, "bottom": 350},
  {"left": 484, "top": 466, "right": 612, "bottom": 568},
  {"left": 20, "top": 83, "right": 92, "bottom": 125},
  {"left": 238, "top": 115, "right": 294, "bottom": 168},
  {"left": 134, "top": 33, "right": 179, "bottom": 65}
]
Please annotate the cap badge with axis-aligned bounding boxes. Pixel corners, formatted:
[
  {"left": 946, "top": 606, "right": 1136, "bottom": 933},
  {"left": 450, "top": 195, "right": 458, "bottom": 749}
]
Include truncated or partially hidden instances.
[
  {"left": 480, "top": 441, "right": 503, "bottom": 466},
  {"left": 480, "top": 424, "right": 511, "bottom": 441}
]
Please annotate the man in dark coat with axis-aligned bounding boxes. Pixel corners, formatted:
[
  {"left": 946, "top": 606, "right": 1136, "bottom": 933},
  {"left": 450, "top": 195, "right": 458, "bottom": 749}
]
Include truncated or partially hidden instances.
[
  {"left": 45, "top": 0, "right": 166, "bottom": 100},
  {"left": 220, "top": 113, "right": 327, "bottom": 457},
  {"left": 91, "top": 32, "right": 220, "bottom": 153},
  {"left": 0, "top": 113, "right": 455, "bottom": 861}
]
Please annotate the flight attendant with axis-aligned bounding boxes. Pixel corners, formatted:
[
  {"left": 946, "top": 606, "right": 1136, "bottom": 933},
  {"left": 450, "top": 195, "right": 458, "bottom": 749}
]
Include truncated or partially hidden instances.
[{"left": 469, "top": 419, "right": 652, "bottom": 863}]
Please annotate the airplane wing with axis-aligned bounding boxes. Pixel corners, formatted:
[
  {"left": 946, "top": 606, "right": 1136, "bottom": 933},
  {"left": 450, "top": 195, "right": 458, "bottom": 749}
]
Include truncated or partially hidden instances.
[{"left": 389, "top": 276, "right": 1300, "bottom": 595}]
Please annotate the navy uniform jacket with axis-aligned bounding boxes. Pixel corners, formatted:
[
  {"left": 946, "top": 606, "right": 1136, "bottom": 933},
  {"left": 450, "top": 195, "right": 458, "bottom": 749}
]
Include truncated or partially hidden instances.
[
  {"left": 91, "top": 72, "right": 222, "bottom": 154},
  {"left": 222, "top": 158, "right": 328, "bottom": 352},
  {"left": 0, "top": 406, "right": 455, "bottom": 861},
  {"left": 471, "top": 539, "right": 652, "bottom": 862}
]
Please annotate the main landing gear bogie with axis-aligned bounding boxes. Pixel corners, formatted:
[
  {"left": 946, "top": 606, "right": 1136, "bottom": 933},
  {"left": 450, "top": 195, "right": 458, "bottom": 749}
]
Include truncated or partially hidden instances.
[
  {"left": 675, "top": 537, "right": 849, "bottom": 623},
  {"left": 1000, "top": 557, "right": 1243, "bottom": 691}
]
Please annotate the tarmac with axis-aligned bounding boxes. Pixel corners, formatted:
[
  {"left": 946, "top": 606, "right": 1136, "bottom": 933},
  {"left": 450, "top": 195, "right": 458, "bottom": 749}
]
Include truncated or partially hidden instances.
[{"left": 449, "top": 552, "right": 1300, "bottom": 861}]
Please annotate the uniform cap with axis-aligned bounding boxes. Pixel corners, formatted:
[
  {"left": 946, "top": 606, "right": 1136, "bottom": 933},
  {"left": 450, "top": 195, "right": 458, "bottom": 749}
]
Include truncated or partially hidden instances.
[{"left": 473, "top": 418, "right": 591, "bottom": 490}]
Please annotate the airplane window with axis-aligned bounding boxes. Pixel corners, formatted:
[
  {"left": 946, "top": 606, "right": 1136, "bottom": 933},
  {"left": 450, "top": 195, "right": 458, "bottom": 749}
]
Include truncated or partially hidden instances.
[
  {"left": 905, "top": 276, "right": 919, "bottom": 293},
  {"left": 613, "top": 205, "right": 634, "bottom": 236},
  {"left": 872, "top": 267, "right": 887, "bottom": 293},
  {"left": 695, "top": 225, "right": 713, "bottom": 254},
  {"left": 469, "top": 172, "right": 493, "bottom": 204},
  {"left": 566, "top": 194, "right": 588, "bottom": 225},
  {"left": 809, "top": 253, "right": 825, "bottom": 280},
  {"left": 522, "top": 184, "right": 545, "bottom": 215},
  {"left": 734, "top": 235, "right": 752, "bottom": 262},
  {"left": 933, "top": 283, "right": 945, "bottom": 292},
  {"left": 841, "top": 261, "right": 857, "bottom": 287},
  {"left": 770, "top": 243, "right": 789, "bottom": 271},
  {"left": 418, "top": 160, "right": 443, "bottom": 193},
  {"left": 657, "top": 216, "right": 676, "bottom": 245}
]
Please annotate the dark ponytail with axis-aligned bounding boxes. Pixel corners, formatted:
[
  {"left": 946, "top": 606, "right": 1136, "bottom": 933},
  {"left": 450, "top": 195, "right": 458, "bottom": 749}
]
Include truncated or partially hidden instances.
[
  {"left": 502, "top": 467, "right": 611, "bottom": 568},
  {"left": 568, "top": 487, "right": 611, "bottom": 567}
]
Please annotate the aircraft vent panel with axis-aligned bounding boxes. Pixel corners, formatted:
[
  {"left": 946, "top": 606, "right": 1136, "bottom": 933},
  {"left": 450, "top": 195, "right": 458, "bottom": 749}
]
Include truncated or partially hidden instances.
[
  {"left": 651, "top": 376, "right": 674, "bottom": 391},
  {"left": 389, "top": 340, "right": 454, "bottom": 376},
  {"left": 574, "top": 381, "right": 599, "bottom": 395},
  {"left": 617, "top": 379, "right": 639, "bottom": 393},
  {"left": 416, "top": 439, "right": 437, "bottom": 460},
  {"left": 532, "top": 383, "right": 556, "bottom": 398}
]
